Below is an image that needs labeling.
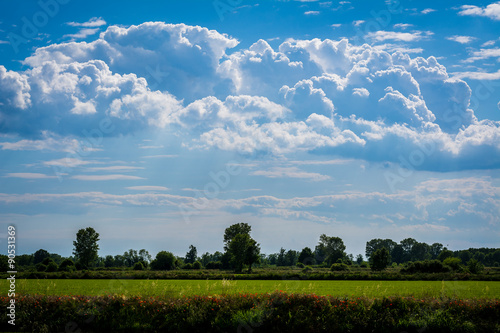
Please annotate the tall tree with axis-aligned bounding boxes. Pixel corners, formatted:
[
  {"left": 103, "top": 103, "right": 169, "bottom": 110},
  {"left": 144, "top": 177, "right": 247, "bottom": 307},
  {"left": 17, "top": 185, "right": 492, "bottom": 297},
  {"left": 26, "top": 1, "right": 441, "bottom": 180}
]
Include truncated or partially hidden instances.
[
  {"left": 72, "top": 227, "right": 99, "bottom": 267},
  {"left": 150, "top": 251, "right": 176, "bottom": 270},
  {"left": 33, "top": 249, "right": 50, "bottom": 265},
  {"left": 318, "top": 234, "right": 346, "bottom": 265},
  {"left": 298, "top": 247, "right": 315, "bottom": 265},
  {"left": 429, "top": 243, "right": 443, "bottom": 259},
  {"left": 223, "top": 223, "right": 251, "bottom": 251},
  {"left": 365, "top": 239, "right": 397, "bottom": 260},
  {"left": 370, "top": 248, "right": 391, "bottom": 271},
  {"left": 400, "top": 238, "right": 418, "bottom": 261},
  {"left": 185, "top": 245, "right": 198, "bottom": 264}
]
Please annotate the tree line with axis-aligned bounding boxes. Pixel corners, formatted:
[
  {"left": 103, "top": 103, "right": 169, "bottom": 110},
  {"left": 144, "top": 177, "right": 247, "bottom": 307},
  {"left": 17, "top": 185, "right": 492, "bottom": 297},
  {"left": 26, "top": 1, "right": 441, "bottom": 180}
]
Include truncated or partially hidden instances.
[{"left": 3, "top": 224, "right": 500, "bottom": 273}]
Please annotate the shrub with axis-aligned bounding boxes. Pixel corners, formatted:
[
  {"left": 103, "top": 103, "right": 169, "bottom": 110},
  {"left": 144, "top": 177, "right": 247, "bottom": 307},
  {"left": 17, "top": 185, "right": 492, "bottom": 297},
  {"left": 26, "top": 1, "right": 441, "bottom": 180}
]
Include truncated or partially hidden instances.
[
  {"left": 183, "top": 263, "right": 193, "bottom": 270},
  {"left": 192, "top": 261, "right": 202, "bottom": 270},
  {"left": 75, "top": 261, "right": 87, "bottom": 271},
  {"left": 35, "top": 263, "right": 47, "bottom": 272},
  {"left": 467, "top": 259, "right": 484, "bottom": 274},
  {"left": 205, "top": 261, "right": 222, "bottom": 269},
  {"left": 45, "top": 262, "right": 58, "bottom": 272},
  {"left": 360, "top": 262, "right": 369, "bottom": 268},
  {"left": 401, "top": 260, "right": 451, "bottom": 274},
  {"left": 443, "top": 257, "right": 462, "bottom": 271},
  {"left": 150, "top": 251, "right": 176, "bottom": 271},
  {"left": 302, "top": 266, "right": 313, "bottom": 273},
  {"left": 133, "top": 262, "right": 144, "bottom": 270},
  {"left": 331, "top": 263, "right": 349, "bottom": 271},
  {"left": 296, "top": 262, "right": 305, "bottom": 268},
  {"left": 370, "top": 248, "right": 391, "bottom": 271},
  {"left": 58, "top": 259, "right": 75, "bottom": 272}
]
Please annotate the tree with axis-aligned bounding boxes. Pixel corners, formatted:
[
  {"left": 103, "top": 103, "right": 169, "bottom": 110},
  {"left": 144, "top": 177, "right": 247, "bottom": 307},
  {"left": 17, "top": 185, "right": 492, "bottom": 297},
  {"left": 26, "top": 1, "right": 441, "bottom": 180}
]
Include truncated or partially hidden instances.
[
  {"left": 356, "top": 254, "right": 363, "bottom": 265},
  {"left": 318, "top": 234, "right": 346, "bottom": 265},
  {"left": 277, "top": 248, "right": 287, "bottom": 266},
  {"left": 438, "top": 248, "right": 454, "bottom": 262},
  {"left": 365, "top": 239, "right": 397, "bottom": 260},
  {"left": 298, "top": 247, "right": 315, "bottom": 265},
  {"left": 228, "top": 233, "right": 260, "bottom": 273},
  {"left": 104, "top": 255, "right": 115, "bottom": 268},
  {"left": 223, "top": 223, "right": 251, "bottom": 251},
  {"left": 411, "top": 242, "right": 430, "bottom": 261},
  {"left": 34, "top": 249, "right": 50, "bottom": 265},
  {"left": 400, "top": 238, "right": 418, "bottom": 261},
  {"left": 185, "top": 245, "right": 198, "bottom": 264},
  {"left": 150, "top": 251, "right": 176, "bottom": 270},
  {"left": 72, "top": 227, "right": 100, "bottom": 267},
  {"left": 370, "top": 248, "right": 391, "bottom": 271},
  {"left": 285, "top": 250, "right": 298, "bottom": 266},
  {"left": 429, "top": 243, "right": 443, "bottom": 259}
]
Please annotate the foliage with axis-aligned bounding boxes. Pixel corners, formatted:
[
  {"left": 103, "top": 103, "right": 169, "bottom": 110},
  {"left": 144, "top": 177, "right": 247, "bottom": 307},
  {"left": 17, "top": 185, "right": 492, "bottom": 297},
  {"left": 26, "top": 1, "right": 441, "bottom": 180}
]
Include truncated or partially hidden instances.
[
  {"left": 223, "top": 223, "right": 251, "bottom": 251},
  {"left": 2, "top": 293, "right": 499, "bottom": 333},
  {"left": 401, "top": 260, "right": 451, "bottom": 274},
  {"left": 331, "top": 263, "right": 350, "bottom": 271},
  {"left": 298, "top": 247, "right": 315, "bottom": 265},
  {"left": 205, "top": 261, "right": 222, "bottom": 269},
  {"left": 73, "top": 227, "right": 100, "bottom": 267},
  {"left": 443, "top": 257, "right": 463, "bottom": 271},
  {"left": 185, "top": 245, "right": 198, "bottom": 264},
  {"left": 318, "top": 234, "right": 346, "bottom": 265},
  {"left": 193, "top": 261, "right": 202, "bottom": 270},
  {"left": 467, "top": 259, "right": 484, "bottom": 274},
  {"left": 133, "top": 262, "right": 145, "bottom": 270},
  {"left": 150, "top": 251, "right": 176, "bottom": 271},
  {"left": 370, "top": 248, "right": 391, "bottom": 271},
  {"left": 45, "top": 261, "right": 58, "bottom": 272},
  {"left": 58, "top": 258, "right": 75, "bottom": 272},
  {"left": 33, "top": 249, "right": 50, "bottom": 265}
]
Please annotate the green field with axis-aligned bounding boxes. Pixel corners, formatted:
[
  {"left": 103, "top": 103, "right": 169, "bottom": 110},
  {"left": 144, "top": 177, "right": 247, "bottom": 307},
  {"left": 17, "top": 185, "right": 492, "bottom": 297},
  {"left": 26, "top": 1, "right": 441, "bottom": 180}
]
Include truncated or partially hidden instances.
[{"left": 7, "top": 279, "right": 500, "bottom": 299}]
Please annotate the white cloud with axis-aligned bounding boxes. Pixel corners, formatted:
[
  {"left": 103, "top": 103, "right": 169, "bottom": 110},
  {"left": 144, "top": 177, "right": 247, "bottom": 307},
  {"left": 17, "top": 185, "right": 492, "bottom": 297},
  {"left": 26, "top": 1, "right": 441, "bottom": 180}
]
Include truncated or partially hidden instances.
[
  {"left": 86, "top": 166, "right": 145, "bottom": 172},
  {"left": 331, "top": 24, "right": 341, "bottom": 28},
  {"left": 352, "top": 20, "right": 365, "bottom": 26},
  {"left": 71, "top": 174, "right": 145, "bottom": 181},
  {"left": 64, "top": 28, "right": 100, "bottom": 40},
  {"left": 451, "top": 69, "right": 500, "bottom": 80},
  {"left": 464, "top": 47, "right": 500, "bottom": 62},
  {"left": 446, "top": 35, "right": 477, "bottom": 44},
  {"left": 251, "top": 166, "right": 331, "bottom": 181},
  {"left": 352, "top": 87, "right": 369, "bottom": 97},
  {"left": 43, "top": 158, "right": 94, "bottom": 168},
  {"left": 66, "top": 17, "right": 107, "bottom": 27},
  {"left": 393, "top": 23, "right": 413, "bottom": 29},
  {"left": 304, "top": 11, "right": 320, "bottom": 15},
  {"left": 126, "top": 186, "right": 169, "bottom": 191},
  {"left": 366, "top": 30, "right": 433, "bottom": 42},
  {"left": 4, "top": 173, "right": 57, "bottom": 179},
  {"left": 458, "top": 2, "right": 500, "bottom": 21},
  {"left": 0, "top": 133, "right": 86, "bottom": 152},
  {"left": 421, "top": 8, "right": 436, "bottom": 14}
]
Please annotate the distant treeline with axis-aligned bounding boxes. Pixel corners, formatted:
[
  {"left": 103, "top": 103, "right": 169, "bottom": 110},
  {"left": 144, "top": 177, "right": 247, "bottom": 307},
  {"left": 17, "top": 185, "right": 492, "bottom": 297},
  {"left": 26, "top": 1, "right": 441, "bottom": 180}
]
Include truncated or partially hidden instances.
[{"left": 3, "top": 224, "right": 499, "bottom": 274}]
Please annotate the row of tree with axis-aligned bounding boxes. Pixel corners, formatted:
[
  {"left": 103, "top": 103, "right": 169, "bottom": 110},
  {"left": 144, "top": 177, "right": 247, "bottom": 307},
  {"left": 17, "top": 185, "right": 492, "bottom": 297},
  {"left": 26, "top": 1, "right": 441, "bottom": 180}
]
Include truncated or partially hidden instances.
[{"left": 5, "top": 225, "right": 500, "bottom": 273}]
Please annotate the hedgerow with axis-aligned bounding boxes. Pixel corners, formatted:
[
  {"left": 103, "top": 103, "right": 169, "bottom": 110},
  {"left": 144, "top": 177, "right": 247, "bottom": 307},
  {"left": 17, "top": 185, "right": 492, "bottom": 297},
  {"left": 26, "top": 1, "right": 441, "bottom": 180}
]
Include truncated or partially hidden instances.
[{"left": 2, "top": 293, "right": 499, "bottom": 332}]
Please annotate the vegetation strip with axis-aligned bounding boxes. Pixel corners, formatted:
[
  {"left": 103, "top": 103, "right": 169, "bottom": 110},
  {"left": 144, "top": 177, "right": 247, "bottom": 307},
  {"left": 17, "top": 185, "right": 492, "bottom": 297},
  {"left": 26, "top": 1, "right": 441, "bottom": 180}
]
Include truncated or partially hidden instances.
[
  {"left": 1, "top": 293, "right": 498, "bottom": 332},
  {"left": 8, "top": 279, "right": 500, "bottom": 299}
]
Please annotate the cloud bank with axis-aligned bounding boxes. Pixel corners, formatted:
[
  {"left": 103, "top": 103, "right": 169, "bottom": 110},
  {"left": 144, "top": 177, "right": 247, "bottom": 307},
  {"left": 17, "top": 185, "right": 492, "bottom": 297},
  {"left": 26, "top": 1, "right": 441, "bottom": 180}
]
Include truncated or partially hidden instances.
[{"left": 1, "top": 22, "right": 499, "bottom": 170}]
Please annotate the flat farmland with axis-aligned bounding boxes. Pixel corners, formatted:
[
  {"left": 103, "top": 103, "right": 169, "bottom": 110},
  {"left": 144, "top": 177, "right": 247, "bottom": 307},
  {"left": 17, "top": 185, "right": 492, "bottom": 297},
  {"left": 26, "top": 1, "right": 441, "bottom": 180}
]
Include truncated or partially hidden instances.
[{"left": 7, "top": 279, "right": 500, "bottom": 299}]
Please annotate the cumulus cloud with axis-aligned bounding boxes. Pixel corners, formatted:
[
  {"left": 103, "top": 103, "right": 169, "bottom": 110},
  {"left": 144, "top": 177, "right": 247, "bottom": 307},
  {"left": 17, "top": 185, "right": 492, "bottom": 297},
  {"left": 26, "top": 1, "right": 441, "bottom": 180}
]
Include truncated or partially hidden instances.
[
  {"left": 1, "top": 22, "right": 499, "bottom": 170},
  {"left": 446, "top": 35, "right": 477, "bottom": 44},
  {"left": 458, "top": 2, "right": 500, "bottom": 21}
]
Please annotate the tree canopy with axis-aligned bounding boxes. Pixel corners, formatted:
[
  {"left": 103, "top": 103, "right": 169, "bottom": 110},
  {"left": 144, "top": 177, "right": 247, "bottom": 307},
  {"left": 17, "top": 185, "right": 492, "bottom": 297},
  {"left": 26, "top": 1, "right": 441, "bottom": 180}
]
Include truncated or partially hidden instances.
[{"left": 72, "top": 227, "right": 100, "bottom": 267}]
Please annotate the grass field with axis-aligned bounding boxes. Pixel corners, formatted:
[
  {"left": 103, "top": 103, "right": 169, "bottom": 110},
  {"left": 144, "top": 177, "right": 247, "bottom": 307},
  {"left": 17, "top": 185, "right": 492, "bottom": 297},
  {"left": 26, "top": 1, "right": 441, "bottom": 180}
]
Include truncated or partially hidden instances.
[{"left": 7, "top": 279, "right": 500, "bottom": 299}]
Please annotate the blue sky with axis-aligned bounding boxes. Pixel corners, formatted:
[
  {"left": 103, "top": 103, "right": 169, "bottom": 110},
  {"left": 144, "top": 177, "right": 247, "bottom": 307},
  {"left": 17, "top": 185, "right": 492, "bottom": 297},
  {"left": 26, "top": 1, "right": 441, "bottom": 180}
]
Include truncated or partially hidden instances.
[{"left": 0, "top": 0, "right": 499, "bottom": 258}]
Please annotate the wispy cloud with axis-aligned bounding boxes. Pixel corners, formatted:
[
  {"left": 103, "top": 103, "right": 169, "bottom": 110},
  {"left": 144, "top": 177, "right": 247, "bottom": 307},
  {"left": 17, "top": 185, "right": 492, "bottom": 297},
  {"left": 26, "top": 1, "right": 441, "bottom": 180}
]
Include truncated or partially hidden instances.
[
  {"left": 464, "top": 47, "right": 500, "bottom": 62},
  {"left": 86, "top": 166, "right": 145, "bottom": 172},
  {"left": 4, "top": 173, "right": 58, "bottom": 179},
  {"left": 451, "top": 69, "right": 500, "bottom": 80},
  {"left": 353, "top": 20, "right": 365, "bottom": 26},
  {"left": 421, "top": 8, "right": 436, "bottom": 14},
  {"left": 250, "top": 167, "right": 330, "bottom": 181},
  {"left": 71, "top": 174, "right": 145, "bottom": 181},
  {"left": 43, "top": 158, "right": 95, "bottom": 168},
  {"left": 126, "top": 186, "right": 169, "bottom": 191},
  {"left": 141, "top": 155, "right": 178, "bottom": 159},
  {"left": 304, "top": 10, "right": 320, "bottom": 15},
  {"left": 366, "top": 30, "right": 433, "bottom": 42},
  {"left": 66, "top": 17, "right": 107, "bottom": 27},
  {"left": 64, "top": 28, "right": 100, "bottom": 39}
]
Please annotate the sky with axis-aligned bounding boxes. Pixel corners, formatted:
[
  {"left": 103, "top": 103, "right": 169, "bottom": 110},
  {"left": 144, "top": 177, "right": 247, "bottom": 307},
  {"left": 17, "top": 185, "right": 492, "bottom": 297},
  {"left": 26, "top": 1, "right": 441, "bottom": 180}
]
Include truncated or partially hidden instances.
[{"left": 0, "top": 0, "right": 499, "bottom": 259}]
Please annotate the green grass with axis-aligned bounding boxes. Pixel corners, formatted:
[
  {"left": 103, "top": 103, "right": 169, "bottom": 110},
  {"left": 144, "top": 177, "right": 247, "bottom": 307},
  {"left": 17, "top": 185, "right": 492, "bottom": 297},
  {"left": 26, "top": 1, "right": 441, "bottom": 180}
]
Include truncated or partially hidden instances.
[{"left": 6, "top": 279, "right": 500, "bottom": 299}]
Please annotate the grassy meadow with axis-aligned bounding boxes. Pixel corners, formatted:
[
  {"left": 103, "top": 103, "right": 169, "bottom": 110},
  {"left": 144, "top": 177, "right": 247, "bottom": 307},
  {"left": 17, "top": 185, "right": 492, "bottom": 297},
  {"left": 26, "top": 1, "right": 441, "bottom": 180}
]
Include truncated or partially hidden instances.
[{"left": 6, "top": 279, "right": 500, "bottom": 299}]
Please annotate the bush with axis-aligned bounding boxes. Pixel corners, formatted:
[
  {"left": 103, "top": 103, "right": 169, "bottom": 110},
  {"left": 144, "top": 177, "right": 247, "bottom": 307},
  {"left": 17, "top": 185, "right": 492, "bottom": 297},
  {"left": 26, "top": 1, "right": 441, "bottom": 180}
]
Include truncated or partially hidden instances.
[
  {"left": 75, "top": 262, "right": 87, "bottom": 271},
  {"left": 331, "top": 263, "right": 349, "bottom": 271},
  {"left": 58, "top": 259, "right": 75, "bottom": 272},
  {"left": 183, "top": 263, "right": 193, "bottom": 270},
  {"left": 443, "top": 257, "right": 462, "bottom": 271},
  {"left": 302, "top": 266, "right": 313, "bottom": 273},
  {"left": 150, "top": 251, "right": 176, "bottom": 271},
  {"left": 133, "top": 262, "right": 144, "bottom": 270},
  {"left": 45, "top": 262, "right": 58, "bottom": 272},
  {"left": 401, "top": 260, "right": 451, "bottom": 274},
  {"left": 360, "top": 262, "right": 369, "bottom": 268},
  {"left": 205, "top": 261, "right": 222, "bottom": 269},
  {"left": 192, "top": 261, "right": 202, "bottom": 270},
  {"left": 296, "top": 262, "right": 305, "bottom": 268},
  {"left": 467, "top": 259, "right": 484, "bottom": 274},
  {"left": 36, "top": 263, "right": 47, "bottom": 272}
]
